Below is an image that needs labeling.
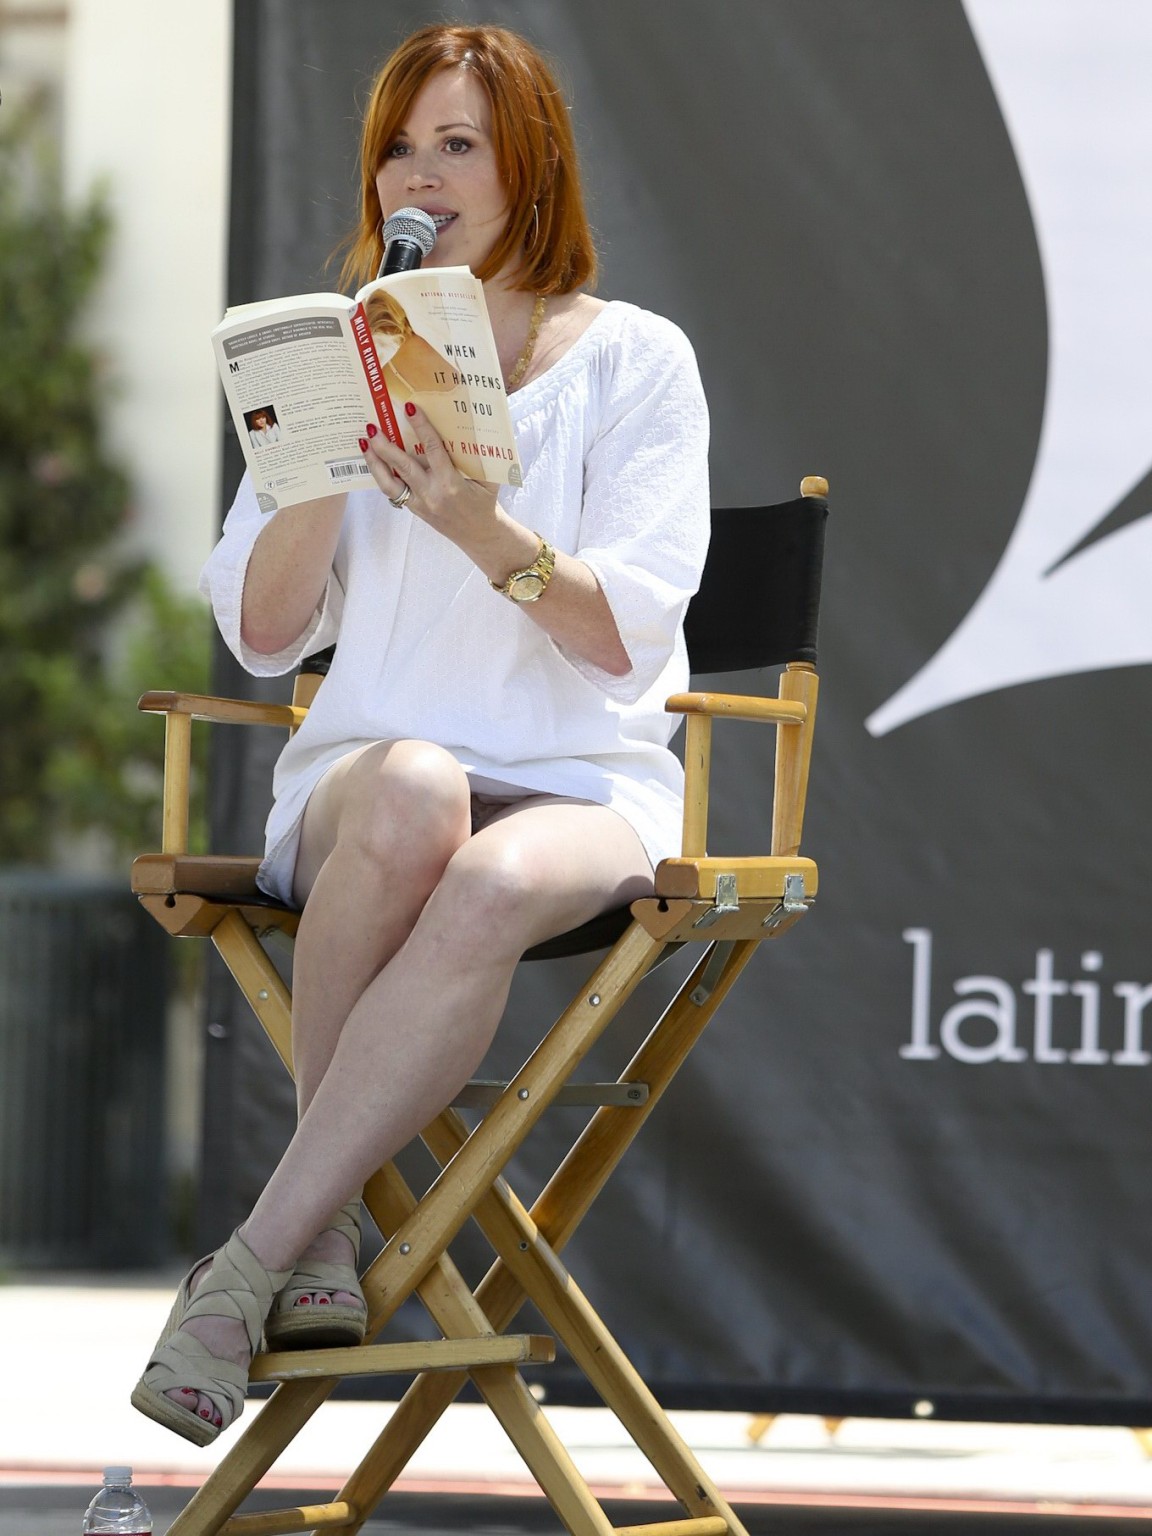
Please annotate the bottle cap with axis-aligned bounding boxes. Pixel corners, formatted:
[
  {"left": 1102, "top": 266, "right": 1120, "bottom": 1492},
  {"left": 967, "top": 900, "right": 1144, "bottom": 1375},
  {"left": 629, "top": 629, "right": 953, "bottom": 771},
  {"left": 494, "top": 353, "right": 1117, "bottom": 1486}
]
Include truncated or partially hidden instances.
[{"left": 103, "top": 1468, "right": 133, "bottom": 1484}]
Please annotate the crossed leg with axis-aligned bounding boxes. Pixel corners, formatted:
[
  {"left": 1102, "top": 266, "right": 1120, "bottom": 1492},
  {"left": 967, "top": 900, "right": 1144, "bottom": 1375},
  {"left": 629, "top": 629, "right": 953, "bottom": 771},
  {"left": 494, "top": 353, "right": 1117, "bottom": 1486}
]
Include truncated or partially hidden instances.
[{"left": 164, "top": 739, "right": 653, "bottom": 1428}]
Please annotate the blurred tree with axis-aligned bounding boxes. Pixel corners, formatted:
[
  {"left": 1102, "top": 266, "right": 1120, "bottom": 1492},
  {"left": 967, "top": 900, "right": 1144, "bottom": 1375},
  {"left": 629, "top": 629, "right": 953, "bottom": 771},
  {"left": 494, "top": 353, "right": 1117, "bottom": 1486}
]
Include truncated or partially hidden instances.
[{"left": 0, "top": 89, "right": 209, "bottom": 865}]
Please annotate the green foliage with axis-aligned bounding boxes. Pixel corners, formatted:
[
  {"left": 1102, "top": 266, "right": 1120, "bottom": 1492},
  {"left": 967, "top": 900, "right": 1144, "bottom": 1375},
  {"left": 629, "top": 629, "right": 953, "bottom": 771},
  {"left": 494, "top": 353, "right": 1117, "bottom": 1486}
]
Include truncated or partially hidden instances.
[
  {"left": 39, "top": 568, "right": 212, "bottom": 858},
  {"left": 0, "top": 91, "right": 210, "bottom": 865}
]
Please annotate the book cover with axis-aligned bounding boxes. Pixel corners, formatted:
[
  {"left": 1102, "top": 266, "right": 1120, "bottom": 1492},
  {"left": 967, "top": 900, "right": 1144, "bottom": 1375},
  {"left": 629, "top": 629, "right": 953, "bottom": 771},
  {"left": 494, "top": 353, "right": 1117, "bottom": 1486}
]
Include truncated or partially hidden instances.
[{"left": 213, "top": 267, "right": 522, "bottom": 513}]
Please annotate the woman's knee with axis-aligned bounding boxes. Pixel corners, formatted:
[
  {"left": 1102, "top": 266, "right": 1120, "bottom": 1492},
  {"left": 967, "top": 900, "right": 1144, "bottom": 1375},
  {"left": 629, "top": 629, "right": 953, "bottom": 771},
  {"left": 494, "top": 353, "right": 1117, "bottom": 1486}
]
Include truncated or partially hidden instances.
[
  {"left": 336, "top": 740, "right": 471, "bottom": 871},
  {"left": 434, "top": 835, "right": 541, "bottom": 947}
]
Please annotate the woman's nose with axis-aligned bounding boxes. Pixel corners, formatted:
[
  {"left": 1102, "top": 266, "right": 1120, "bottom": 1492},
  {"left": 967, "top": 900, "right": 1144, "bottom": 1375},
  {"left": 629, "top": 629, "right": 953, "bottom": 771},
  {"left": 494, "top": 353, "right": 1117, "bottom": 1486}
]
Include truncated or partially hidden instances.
[{"left": 405, "top": 154, "right": 440, "bottom": 190}]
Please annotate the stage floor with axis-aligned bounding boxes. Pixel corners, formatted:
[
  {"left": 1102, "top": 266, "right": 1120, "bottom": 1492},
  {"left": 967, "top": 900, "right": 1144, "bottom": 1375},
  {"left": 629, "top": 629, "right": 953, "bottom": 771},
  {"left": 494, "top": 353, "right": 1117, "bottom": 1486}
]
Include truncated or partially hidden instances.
[{"left": 6, "top": 1274, "right": 1152, "bottom": 1527}]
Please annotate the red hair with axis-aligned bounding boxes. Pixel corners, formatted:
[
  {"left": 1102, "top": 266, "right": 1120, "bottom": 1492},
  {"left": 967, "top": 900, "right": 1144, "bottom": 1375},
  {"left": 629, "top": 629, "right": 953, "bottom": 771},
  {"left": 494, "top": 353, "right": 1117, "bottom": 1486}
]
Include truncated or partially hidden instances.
[{"left": 338, "top": 25, "right": 597, "bottom": 295}]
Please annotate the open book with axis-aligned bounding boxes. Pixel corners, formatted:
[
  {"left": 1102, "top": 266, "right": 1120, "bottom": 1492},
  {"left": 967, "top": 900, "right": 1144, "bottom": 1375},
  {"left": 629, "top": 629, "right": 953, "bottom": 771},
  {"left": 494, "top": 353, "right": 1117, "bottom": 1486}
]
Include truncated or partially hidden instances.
[{"left": 213, "top": 266, "right": 522, "bottom": 513}]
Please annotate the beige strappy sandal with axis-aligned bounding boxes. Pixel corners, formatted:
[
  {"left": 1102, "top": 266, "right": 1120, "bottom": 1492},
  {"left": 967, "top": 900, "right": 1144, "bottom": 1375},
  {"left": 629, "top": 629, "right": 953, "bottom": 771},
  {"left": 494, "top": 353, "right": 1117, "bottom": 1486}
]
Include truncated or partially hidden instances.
[
  {"left": 264, "top": 1200, "right": 367, "bottom": 1350},
  {"left": 130, "top": 1228, "right": 293, "bottom": 1447}
]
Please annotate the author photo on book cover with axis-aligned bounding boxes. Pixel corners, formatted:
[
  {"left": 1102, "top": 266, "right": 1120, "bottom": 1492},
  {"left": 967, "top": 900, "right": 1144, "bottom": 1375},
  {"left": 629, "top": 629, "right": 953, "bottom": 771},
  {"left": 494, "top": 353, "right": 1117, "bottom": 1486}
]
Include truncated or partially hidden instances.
[
  {"left": 245, "top": 405, "right": 281, "bottom": 448},
  {"left": 133, "top": 21, "right": 709, "bottom": 1445}
]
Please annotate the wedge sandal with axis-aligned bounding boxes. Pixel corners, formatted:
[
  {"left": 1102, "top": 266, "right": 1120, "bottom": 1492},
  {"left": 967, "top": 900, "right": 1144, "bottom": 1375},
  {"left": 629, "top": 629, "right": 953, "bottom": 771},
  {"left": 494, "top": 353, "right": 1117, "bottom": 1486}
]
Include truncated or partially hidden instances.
[
  {"left": 265, "top": 1199, "right": 367, "bottom": 1350},
  {"left": 130, "top": 1227, "right": 292, "bottom": 1446}
]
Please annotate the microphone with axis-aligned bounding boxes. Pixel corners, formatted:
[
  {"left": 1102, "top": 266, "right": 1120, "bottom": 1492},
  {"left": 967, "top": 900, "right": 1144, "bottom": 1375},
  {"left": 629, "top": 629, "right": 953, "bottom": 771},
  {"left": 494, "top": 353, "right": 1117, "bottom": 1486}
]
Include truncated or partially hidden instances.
[{"left": 377, "top": 207, "right": 437, "bottom": 277}]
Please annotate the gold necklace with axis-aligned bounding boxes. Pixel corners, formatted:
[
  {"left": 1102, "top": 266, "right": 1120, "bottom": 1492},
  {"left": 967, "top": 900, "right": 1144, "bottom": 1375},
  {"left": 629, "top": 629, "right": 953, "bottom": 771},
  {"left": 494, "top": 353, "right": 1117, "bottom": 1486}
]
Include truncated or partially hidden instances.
[{"left": 506, "top": 295, "right": 546, "bottom": 391}]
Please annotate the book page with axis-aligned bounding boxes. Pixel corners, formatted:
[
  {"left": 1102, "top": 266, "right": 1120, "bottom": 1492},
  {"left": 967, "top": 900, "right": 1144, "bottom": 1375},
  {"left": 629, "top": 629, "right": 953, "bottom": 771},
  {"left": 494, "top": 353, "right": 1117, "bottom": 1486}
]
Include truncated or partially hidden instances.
[
  {"left": 214, "top": 305, "right": 377, "bottom": 511},
  {"left": 355, "top": 267, "right": 522, "bottom": 488}
]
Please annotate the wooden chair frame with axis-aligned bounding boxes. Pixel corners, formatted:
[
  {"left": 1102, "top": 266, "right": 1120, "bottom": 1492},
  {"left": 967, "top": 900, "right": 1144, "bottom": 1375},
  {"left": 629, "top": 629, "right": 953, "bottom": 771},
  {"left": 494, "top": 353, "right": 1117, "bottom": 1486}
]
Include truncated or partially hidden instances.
[{"left": 130, "top": 479, "right": 826, "bottom": 1536}]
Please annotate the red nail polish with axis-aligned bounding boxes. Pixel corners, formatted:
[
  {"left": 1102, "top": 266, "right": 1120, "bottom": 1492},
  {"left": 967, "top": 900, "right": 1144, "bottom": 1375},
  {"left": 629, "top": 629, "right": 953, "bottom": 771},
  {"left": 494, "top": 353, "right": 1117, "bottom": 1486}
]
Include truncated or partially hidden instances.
[
  {"left": 404, "top": 401, "right": 417, "bottom": 417},
  {"left": 366, "top": 422, "right": 378, "bottom": 437},
  {"left": 358, "top": 438, "right": 368, "bottom": 452},
  {"left": 200, "top": 1407, "right": 212, "bottom": 1419},
  {"left": 297, "top": 1295, "right": 311, "bottom": 1305},
  {"left": 317, "top": 1295, "right": 330, "bottom": 1305}
]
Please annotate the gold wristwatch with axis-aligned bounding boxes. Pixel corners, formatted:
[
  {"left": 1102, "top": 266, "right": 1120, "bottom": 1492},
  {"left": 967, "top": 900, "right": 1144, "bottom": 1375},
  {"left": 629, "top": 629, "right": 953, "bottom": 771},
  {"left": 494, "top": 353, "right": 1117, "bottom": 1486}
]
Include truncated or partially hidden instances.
[{"left": 491, "top": 535, "right": 557, "bottom": 603}]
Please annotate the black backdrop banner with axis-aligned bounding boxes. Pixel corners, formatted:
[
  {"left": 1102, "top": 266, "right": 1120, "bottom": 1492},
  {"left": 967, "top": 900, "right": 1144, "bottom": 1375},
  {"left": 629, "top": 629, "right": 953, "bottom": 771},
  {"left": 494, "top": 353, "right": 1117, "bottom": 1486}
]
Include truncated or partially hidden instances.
[{"left": 200, "top": 0, "right": 1152, "bottom": 1423}]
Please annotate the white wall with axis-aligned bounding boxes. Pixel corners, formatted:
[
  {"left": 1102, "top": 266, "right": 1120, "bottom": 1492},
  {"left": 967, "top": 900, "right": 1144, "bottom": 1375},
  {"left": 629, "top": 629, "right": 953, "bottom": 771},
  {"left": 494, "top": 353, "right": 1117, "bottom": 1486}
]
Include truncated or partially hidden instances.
[{"left": 63, "top": 0, "right": 232, "bottom": 591}]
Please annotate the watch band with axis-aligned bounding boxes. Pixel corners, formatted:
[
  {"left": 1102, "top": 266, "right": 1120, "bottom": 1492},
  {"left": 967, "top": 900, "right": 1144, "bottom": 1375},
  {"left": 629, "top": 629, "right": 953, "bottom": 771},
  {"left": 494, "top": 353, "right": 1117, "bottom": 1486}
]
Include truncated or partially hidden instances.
[{"left": 491, "top": 535, "right": 557, "bottom": 603}]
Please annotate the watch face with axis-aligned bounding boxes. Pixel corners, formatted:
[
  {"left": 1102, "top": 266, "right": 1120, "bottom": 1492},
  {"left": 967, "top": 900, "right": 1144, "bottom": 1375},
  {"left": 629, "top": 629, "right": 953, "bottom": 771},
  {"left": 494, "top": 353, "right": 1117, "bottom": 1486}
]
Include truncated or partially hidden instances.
[{"left": 509, "top": 572, "right": 545, "bottom": 602}]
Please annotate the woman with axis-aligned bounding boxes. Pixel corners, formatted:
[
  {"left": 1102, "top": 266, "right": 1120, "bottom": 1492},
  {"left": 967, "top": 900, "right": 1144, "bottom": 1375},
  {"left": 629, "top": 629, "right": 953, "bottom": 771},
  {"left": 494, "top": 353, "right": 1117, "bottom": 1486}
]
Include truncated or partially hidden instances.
[
  {"left": 247, "top": 408, "right": 280, "bottom": 447},
  {"left": 133, "top": 22, "right": 709, "bottom": 1446}
]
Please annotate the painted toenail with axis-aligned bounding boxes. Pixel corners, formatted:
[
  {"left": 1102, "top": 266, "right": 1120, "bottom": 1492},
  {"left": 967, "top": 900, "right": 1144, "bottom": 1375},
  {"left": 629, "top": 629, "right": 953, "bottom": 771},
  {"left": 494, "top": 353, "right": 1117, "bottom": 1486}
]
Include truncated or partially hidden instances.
[
  {"left": 318, "top": 1295, "right": 330, "bottom": 1305},
  {"left": 297, "top": 1295, "right": 311, "bottom": 1306},
  {"left": 200, "top": 1407, "right": 212, "bottom": 1419}
]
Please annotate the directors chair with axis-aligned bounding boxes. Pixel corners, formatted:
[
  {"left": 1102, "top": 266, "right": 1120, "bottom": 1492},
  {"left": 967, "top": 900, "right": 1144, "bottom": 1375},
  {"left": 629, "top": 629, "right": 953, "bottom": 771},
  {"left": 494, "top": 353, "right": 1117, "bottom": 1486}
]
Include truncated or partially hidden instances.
[{"left": 131, "top": 476, "right": 829, "bottom": 1536}]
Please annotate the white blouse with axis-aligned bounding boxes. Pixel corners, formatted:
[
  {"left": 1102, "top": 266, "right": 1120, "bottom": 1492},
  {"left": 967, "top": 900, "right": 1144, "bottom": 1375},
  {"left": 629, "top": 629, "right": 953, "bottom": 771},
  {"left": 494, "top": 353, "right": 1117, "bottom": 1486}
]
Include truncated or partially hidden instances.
[{"left": 200, "top": 300, "right": 710, "bottom": 901}]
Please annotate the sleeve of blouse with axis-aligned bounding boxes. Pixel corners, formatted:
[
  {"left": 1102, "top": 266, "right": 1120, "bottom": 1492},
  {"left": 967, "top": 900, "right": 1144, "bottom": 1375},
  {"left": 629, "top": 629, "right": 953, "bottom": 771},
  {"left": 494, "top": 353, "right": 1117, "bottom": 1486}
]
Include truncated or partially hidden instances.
[
  {"left": 198, "top": 473, "right": 344, "bottom": 677},
  {"left": 561, "top": 313, "right": 710, "bottom": 704}
]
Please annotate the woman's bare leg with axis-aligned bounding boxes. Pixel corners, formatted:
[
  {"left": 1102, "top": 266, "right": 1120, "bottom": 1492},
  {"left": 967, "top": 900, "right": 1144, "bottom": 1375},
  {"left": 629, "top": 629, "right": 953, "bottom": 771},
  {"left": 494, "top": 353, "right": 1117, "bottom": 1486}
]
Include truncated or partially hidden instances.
[
  {"left": 167, "top": 789, "right": 652, "bottom": 1425},
  {"left": 165, "top": 738, "right": 472, "bottom": 1424},
  {"left": 245, "top": 794, "right": 652, "bottom": 1251},
  {"left": 289, "top": 738, "right": 473, "bottom": 1112}
]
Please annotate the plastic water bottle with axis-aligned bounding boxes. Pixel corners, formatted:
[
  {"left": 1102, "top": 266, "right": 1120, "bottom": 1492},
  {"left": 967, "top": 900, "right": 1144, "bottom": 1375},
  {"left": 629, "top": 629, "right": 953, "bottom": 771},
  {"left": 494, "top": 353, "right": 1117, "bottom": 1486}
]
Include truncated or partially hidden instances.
[{"left": 82, "top": 1468, "right": 153, "bottom": 1536}]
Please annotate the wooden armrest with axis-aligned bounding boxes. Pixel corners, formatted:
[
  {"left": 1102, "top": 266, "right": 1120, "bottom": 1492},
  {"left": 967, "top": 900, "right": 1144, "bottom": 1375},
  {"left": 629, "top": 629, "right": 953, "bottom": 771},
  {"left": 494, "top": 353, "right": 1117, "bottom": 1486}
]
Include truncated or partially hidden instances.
[
  {"left": 138, "top": 690, "right": 306, "bottom": 729},
  {"left": 665, "top": 692, "right": 807, "bottom": 724},
  {"left": 139, "top": 689, "right": 304, "bottom": 855},
  {"left": 673, "top": 672, "right": 818, "bottom": 860}
]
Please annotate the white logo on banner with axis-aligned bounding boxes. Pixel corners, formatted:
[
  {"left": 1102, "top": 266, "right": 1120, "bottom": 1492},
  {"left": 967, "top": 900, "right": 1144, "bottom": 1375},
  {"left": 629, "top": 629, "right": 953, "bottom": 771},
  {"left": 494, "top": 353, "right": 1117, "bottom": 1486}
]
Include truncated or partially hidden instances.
[{"left": 867, "top": 0, "right": 1152, "bottom": 737}]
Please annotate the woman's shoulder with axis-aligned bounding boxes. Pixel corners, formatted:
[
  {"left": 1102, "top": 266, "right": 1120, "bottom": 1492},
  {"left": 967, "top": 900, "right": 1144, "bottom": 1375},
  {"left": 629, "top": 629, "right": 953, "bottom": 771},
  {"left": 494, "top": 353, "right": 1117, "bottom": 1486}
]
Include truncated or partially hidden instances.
[
  {"left": 580, "top": 302, "right": 701, "bottom": 404},
  {"left": 567, "top": 297, "right": 697, "bottom": 373},
  {"left": 510, "top": 296, "right": 700, "bottom": 416}
]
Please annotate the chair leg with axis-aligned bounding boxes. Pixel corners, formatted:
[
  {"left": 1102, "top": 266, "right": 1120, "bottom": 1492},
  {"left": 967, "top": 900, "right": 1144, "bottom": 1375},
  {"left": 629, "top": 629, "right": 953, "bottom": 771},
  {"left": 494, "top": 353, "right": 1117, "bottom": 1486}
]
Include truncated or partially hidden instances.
[
  {"left": 352, "top": 1162, "right": 620, "bottom": 1536},
  {"left": 340, "top": 941, "right": 758, "bottom": 1536},
  {"left": 428, "top": 1114, "right": 749, "bottom": 1532}
]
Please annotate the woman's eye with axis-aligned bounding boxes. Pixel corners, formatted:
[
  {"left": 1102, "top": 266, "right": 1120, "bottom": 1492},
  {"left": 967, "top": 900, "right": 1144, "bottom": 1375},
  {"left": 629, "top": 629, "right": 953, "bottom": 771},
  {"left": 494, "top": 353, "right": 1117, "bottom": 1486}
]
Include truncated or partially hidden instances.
[
  {"left": 444, "top": 137, "right": 471, "bottom": 153},
  {"left": 384, "top": 142, "right": 411, "bottom": 159}
]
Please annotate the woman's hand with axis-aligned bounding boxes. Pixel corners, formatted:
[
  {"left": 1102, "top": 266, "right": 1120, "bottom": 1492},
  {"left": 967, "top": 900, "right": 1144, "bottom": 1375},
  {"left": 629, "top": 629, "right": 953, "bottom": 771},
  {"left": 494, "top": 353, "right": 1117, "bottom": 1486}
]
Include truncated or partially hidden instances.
[
  {"left": 361, "top": 406, "right": 505, "bottom": 563},
  {"left": 361, "top": 405, "right": 631, "bottom": 676}
]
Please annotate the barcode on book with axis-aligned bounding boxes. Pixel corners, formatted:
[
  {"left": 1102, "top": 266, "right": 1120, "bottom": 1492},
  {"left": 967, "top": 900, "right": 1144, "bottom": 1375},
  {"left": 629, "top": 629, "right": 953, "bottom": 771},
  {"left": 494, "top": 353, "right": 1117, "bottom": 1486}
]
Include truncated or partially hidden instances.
[{"left": 327, "top": 460, "right": 372, "bottom": 482}]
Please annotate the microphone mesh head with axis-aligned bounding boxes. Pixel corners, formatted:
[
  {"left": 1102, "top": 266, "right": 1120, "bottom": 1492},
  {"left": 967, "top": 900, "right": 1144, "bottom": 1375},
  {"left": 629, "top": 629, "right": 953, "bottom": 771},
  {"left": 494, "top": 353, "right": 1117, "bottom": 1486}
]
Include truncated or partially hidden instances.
[{"left": 382, "top": 207, "right": 437, "bottom": 256}]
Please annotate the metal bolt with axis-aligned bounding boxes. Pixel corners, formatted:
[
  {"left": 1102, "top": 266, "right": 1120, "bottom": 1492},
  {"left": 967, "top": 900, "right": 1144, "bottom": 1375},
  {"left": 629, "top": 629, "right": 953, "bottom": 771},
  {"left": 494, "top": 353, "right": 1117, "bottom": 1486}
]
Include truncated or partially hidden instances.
[
  {"left": 257, "top": 989, "right": 269, "bottom": 1001},
  {"left": 519, "top": 1241, "right": 529, "bottom": 1251},
  {"left": 518, "top": 1088, "right": 530, "bottom": 1100},
  {"left": 589, "top": 993, "right": 601, "bottom": 1006},
  {"left": 399, "top": 1242, "right": 411, "bottom": 1255}
]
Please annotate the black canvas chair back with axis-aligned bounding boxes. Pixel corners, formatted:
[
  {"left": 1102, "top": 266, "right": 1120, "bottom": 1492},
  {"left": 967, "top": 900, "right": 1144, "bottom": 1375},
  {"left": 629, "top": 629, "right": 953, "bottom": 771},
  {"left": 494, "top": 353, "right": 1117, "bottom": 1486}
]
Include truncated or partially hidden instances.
[{"left": 685, "top": 494, "right": 826, "bottom": 672}]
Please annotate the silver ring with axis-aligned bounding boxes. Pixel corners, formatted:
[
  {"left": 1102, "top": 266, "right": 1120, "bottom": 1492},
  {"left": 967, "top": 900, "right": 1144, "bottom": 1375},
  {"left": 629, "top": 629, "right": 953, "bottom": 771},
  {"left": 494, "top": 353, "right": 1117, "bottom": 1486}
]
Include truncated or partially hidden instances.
[{"left": 388, "top": 481, "right": 412, "bottom": 508}]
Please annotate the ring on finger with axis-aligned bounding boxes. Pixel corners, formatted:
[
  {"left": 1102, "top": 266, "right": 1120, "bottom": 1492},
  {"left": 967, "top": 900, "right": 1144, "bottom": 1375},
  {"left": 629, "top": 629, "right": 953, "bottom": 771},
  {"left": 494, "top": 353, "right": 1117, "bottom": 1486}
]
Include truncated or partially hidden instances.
[{"left": 388, "top": 481, "right": 412, "bottom": 508}]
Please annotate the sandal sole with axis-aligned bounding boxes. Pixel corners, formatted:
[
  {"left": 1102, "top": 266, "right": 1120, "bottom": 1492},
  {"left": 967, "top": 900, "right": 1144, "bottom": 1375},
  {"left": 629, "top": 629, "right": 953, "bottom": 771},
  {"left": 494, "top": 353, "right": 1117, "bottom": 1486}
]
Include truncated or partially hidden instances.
[
  {"left": 131, "top": 1379, "right": 221, "bottom": 1447},
  {"left": 264, "top": 1307, "right": 367, "bottom": 1350}
]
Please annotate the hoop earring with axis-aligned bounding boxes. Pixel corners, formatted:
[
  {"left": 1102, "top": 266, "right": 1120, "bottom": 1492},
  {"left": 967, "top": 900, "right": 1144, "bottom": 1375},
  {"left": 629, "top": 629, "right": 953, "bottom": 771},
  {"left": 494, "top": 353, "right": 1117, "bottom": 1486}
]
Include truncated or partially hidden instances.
[{"left": 526, "top": 203, "right": 540, "bottom": 251}]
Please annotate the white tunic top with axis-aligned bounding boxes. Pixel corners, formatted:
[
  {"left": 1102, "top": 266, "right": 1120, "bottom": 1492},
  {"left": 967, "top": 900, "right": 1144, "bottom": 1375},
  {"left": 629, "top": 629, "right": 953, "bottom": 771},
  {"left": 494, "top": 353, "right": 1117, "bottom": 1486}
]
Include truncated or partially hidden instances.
[{"left": 200, "top": 300, "right": 710, "bottom": 902}]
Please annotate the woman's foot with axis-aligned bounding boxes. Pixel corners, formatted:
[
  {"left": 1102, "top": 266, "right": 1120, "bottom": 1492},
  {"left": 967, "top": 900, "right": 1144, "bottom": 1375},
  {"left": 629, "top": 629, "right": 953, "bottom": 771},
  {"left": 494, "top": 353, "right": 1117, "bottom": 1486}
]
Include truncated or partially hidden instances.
[
  {"left": 131, "top": 1229, "right": 293, "bottom": 1446},
  {"left": 161, "top": 1256, "right": 244, "bottom": 1429},
  {"left": 281, "top": 1225, "right": 362, "bottom": 1309},
  {"left": 265, "top": 1201, "right": 367, "bottom": 1350}
]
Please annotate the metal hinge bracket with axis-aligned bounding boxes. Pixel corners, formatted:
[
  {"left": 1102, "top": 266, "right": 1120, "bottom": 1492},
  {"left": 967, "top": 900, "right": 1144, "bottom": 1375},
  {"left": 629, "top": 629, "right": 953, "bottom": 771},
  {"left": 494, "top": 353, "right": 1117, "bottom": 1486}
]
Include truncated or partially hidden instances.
[
  {"left": 762, "top": 872, "right": 809, "bottom": 932},
  {"left": 693, "top": 872, "right": 739, "bottom": 930}
]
